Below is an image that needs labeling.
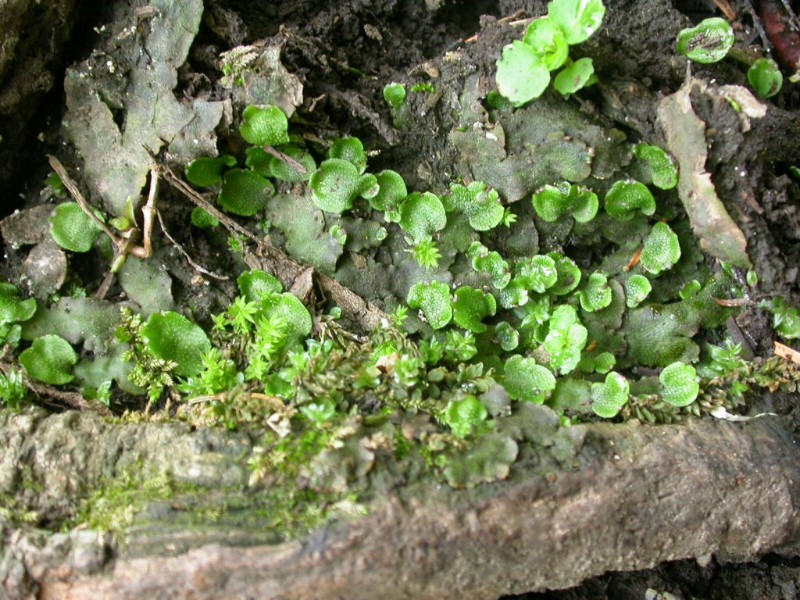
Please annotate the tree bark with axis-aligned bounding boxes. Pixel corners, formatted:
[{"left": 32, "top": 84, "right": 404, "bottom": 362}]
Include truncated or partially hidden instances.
[{"left": 0, "top": 411, "right": 795, "bottom": 599}]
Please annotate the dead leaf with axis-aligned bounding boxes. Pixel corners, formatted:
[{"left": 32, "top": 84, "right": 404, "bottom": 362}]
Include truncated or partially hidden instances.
[{"left": 657, "top": 79, "right": 752, "bottom": 268}]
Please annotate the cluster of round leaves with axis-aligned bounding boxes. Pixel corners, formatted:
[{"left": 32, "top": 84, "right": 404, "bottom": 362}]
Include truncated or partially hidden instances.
[
  {"left": 676, "top": 17, "right": 783, "bottom": 100},
  {"left": 495, "top": 0, "right": 605, "bottom": 105},
  {"left": 185, "top": 105, "right": 316, "bottom": 220}
]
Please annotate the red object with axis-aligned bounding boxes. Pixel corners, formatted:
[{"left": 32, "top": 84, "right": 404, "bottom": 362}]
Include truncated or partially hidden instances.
[{"left": 758, "top": 0, "right": 800, "bottom": 76}]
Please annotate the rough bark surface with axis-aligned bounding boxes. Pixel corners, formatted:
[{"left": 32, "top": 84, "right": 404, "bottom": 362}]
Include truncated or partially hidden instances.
[{"left": 0, "top": 412, "right": 793, "bottom": 599}]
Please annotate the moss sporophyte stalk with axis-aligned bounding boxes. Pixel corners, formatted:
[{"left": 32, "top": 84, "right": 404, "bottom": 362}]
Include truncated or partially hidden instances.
[{"left": 2, "top": 0, "right": 800, "bottom": 510}]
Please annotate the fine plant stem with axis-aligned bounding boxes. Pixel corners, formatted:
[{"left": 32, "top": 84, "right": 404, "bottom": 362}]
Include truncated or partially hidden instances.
[
  {"left": 262, "top": 145, "right": 308, "bottom": 174},
  {"left": 155, "top": 210, "right": 228, "bottom": 281},
  {"left": 47, "top": 155, "right": 124, "bottom": 250}
]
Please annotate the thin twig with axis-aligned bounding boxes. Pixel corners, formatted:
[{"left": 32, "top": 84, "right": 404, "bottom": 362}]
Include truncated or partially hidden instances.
[
  {"left": 160, "top": 166, "right": 262, "bottom": 245},
  {"left": 156, "top": 211, "right": 228, "bottom": 280},
  {"left": 262, "top": 146, "right": 308, "bottom": 174},
  {"left": 47, "top": 155, "right": 125, "bottom": 252}
]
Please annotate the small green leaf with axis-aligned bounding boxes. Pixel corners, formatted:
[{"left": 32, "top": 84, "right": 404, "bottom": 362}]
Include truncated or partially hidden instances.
[
  {"left": 641, "top": 222, "right": 681, "bottom": 275},
  {"left": 19, "top": 335, "right": 78, "bottom": 385},
  {"left": 407, "top": 282, "right": 452, "bottom": 330},
  {"left": 548, "top": 252, "right": 582, "bottom": 296},
  {"left": 604, "top": 180, "right": 656, "bottom": 221},
  {"left": 185, "top": 155, "right": 237, "bottom": 187},
  {"left": 260, "top": 292, "right": 313, "bottom": 341},
  {"left": 190, "top": 207, "right": 219, "bottom": 229},
  {"left": 329, "top": 137, "right": 368, "bottom": 174},
  {"left": 217, "top": 169, "right": 274, "bottom": 216},
  {"left": 443, "top": 395, "right": 488, "bottom": 438},
  {"left": 496, "top": 40, "right": 550, "bottom": 106},
  {"left": 239, "top": 105, "right": 290, "bottom": 147},
  {"left": 142, "top": 312, "right": 212, "bottom": 377},
  {"left": 625, "top": 274, "right": 652, "bottom": 308},
  {"left": 310, "top": 159, "right": 360, "bottom": 214},
  {"left": 748, "top": 58, "right": 783, "bottom": 99},
  {"left": 383, "top": 83, "right": 407, "bottom": 107},
  {"left": 502, "top": 355, "right": 556, "bottom": 403},
  {"left": 468, "top": 242, "right": 511, "bottom": 289},
  {"left": 369, "top": 170, "right": 407, "bottom": 212},
  {"left": 676, "top": 17, "right": 734, "bottom": 64},
  {"left": 591, "top": 371, "right": 629, "bottom": 418},
  {"left": 579, "top": 271, "right": 613, "bottom": 312},
  {"left": 0, "top": 283, "right": 37, "bottom": 325},
  {"left": 548, "top": 0, "right": 606, "bottom": 45},
  {"left": 659, "top": 361, "right": 699, "bottom": 407},
  {"left": 494, "top": 321, "right": 520, "bottom": 351},
  {"left": 446, "top": 181, "right": 504, "bottom": 231},
  {"left": 553, "top": 58, "right": 596, "bottom": 95},
  {"left": 50, "top": 202, "right": 103, "bottom": 253},
  {"left": 632, "top": 144, "right": 678, "bottom": 190},
  {"left": 544, "top": 304, "right": 587, "bottom": 375},
  {"left": 523, "top": 16, "right": 569, "bottom": 71},
  {"left": 514, "top": 255, "right": 558, "bottom": 293},
  {"left": 237, "top": 270, "right": 283, "bottom": 302},
  {"left": 452, "top": 287, "right": 496, "bottom": 333},
  {"left": 398, "top": 192, "right": 447, "bottom": 242}
]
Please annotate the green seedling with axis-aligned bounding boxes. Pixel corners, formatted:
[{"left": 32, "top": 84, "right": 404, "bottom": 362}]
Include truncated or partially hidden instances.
[
  {"left": 310, "top": 159, "right": 376, "bottom": 214},
  {"left": 514, "top": 255, "right": 558, "bottom": 293},
  {"left": 19, "top": 334, "right": 78, "bottom": 385},
  {"left": 590, "top": 371, "right": 629, "bottom": 418},
  {"left": 532, "top": 183, "right": 599, "bottom": 223},
  {"left": 543, "top": 304, "right": 587, "bottom": 374},
  {"left": 190, "top": 207, "right": 219, "bottom": 229},
  {"left": 410, "top": 240, "right": 443, "bottom": 270},
  {"left": 45, "top": 172, "right": 67, "bottom": 198},
  {"left": 0, "top": 368, "right": 27, "bottom": 409},
  {"left": 0, "top": 283, "right": 37, "bottom": 342},
  {"left": 679, "top": 279, "right": 702, "bottom": 300},
  {"left": 502, "top": 355, "right": 556, "bottom": 403},
  {"left": 495, "top": 279, "right": 530, "bottom": 310},
  {"left": 411, "top": 83, "right": 435, "bottom": 94},
  {"left": 237, "top": 269, "right": 283, "bottom": 303},
  {"left": 548, "top": 252, "right": 582, "bottom": 296},
  {"left": 632, "top": 144, "right": 678, "bottom": 190},
  {"left": 398, "top": 192, "right": 447, "bottom": 242},
  {"left": 142, "top": 311, "right": 212, "bottom": 377},
  {"left": 523, "top": 17, "right": 569, "bottom": 71},
  {"left": 445, "top": 181, "right": 504, "bottom": 231},
  {"left": 383, "top": 83, "right": 407, "bottom": 108},
  {"left": 300, "top": 401, "right": 337, "bottom": 429},
  {"left": 676, "top": 17, "right": 734, "bottom": 64},
  {"left": 625, "top": 274, "right": 652, "bottom": 308},
  {"left": 407, "top": 282, "right": 453, "bottom": 330},
  {"left": 369, "top": 170, "right": 407, "bottom": 212},
  {"left": 760, "top": 298, "right": 800, "bottom": 339},
  {"left": 217, "top": 169, "right": 274, "bottom": 216},
  {"left": 640, "top": 222, "right": 681, "bottom": 275},
  {"left": 50, "top": 202, "right": 104, "bottom": 253},
  {"left": 494, "top": 322, "right": 520, "bottom": 351},
  {"left": 659, "top": 361, "right": 699, "bottom": 407},
  {"left": 747, "top": 58, "right": 783, "bottom": 99},
  {"left": 579, "top": 350, "right": 616, "bottom": 374},
  {"left": 467, "top": 242, "right": 511, "bottom": 289},
  {"left": 517, "top": 296, "right": 551, "bottom": 344},
  {"left": 239, "top": 105, "right": 290, "bottom": 147},
  {"left": 246, "top": 146, "right": 316, "bottom": 183},
  {"left": 553, "top": 58, "right": 596, "bottom": 96},
  {"left": 329, "top": 137, "right": 368, "bottom": 174},
  {"left": 496, "top": 41, "right": 551, "bottom": 106},
  {"left": 579, "top": 271, "right": 613, "bottom": 312},
  {"left": 495, "top": 0, "right": 605, "bottom": 105},
  {"left": 442, "top": 395, "right": 489, "bottom": 438},
  {"left": 548, "top": 0, "right": 606, "bottom": 45},
  {"left": 260, "top": 292, "right": 313, "bottom": 343},
  {"left": 604, "top": 180, "right": 656, "bottom": 221},
  {"left": 185, "top": 155, "right": 237, "bottom": 187},
  {"left": 452, "top": 287, "right": 497, "bottom": 333}
]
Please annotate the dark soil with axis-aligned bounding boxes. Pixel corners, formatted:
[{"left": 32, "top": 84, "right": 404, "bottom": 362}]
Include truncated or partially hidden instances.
[{"left": 2, "top": 0, "right": 800, "bottom": 597}]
